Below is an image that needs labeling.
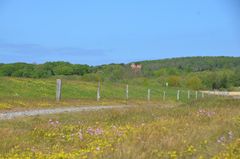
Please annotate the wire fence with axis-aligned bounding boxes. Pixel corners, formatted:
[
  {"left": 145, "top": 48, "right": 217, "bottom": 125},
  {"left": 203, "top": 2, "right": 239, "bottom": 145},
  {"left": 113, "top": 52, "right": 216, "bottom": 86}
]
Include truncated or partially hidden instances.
[{"left": 55, "top": 79, "right": 214, "bottom": 103}]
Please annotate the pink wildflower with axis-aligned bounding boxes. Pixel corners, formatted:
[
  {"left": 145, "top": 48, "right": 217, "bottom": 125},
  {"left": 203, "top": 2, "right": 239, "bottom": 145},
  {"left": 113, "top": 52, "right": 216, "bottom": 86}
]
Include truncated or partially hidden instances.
[
  {"left": 197, "top": 109, "right": 215, "bottom": 117},
  {"left": 228, "top": 131, "right": 234, "bottom": 139},
  {"left": 87, "top": 127, "right": 95, "bottom": 135},
  {"left": 86, "top": 127, "right": 104, "bottom": 136},
  {"left": 95, "top": 128, "right": 104, "bottom": 135},
  {"left": 78, "top": 130, "right": 83, "bottom": 140}
]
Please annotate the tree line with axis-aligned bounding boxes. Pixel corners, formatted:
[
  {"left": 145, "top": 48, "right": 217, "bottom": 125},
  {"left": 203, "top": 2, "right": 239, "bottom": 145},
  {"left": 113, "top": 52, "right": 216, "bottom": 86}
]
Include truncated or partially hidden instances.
[
  {"left": 0, "top": 56, "right": 240, "bottom": 90},
  {"left": 0, "top": 62, "right": 92, "bottom": 78}
]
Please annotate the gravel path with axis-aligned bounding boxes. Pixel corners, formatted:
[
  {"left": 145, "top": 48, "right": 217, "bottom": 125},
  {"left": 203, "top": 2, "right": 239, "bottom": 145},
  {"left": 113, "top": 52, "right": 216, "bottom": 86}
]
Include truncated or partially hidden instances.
[
  {"left": 0, "top": 105, "right": 131, "bottom": 120},
  {"left": 201, "top": 91, "right": 240, "bottom": 97}
]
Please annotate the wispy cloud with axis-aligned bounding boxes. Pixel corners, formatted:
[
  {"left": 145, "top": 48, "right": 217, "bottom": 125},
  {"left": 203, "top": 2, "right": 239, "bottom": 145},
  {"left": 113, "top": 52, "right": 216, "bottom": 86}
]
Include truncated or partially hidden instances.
[
  {"left": 0, "top": 42, "right": 110, "bottom": 64},
  {"left": 0, "top": 43, "right": 106, "bottom": 56}
]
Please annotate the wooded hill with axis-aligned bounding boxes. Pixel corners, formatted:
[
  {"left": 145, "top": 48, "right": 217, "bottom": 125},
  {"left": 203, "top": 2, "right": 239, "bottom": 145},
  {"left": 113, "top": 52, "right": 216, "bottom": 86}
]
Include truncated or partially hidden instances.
[{"left": 0, "top": 56, "right": 240, "bottom": 90}]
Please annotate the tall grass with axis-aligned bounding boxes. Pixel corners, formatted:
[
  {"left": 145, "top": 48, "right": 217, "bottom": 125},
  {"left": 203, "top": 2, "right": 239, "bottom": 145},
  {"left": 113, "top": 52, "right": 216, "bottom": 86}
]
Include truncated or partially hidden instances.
[{"left": 0, "top": 98, "right": 239, "bottom": 158}]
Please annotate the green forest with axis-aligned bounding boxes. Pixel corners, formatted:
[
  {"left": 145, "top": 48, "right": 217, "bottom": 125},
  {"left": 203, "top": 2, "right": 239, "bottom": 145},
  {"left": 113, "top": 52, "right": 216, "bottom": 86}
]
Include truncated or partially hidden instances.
[{"left": 0, "top": 56, "right": 240, "bottom": 90}]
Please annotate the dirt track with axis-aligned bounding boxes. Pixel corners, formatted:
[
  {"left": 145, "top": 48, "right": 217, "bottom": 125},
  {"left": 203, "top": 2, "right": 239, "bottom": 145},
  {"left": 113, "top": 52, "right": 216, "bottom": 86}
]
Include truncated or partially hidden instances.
[
  {"left": 201, "top": 91, "right": 240, "bottom": 98},
  {"left": 0, "top": 105, "right": 131, "bottom": 120}
]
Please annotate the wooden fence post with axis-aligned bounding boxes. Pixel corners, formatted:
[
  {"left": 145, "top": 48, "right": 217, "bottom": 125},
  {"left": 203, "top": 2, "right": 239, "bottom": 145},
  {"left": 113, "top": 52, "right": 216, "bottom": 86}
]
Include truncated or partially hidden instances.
[
  {"left": 195, "top": 91, "right": 198, "bottom": 100},
  {"left": 163, "top": 91, "right": 166, "bottom": 101},
  {"left": 97, "top": 81, "right": 100, "bottom": 101},
  {"left": 202, "top": 92, "right": 204, "bottom": 98},
  {"left": 148, "top": 89, "right": 151, "bottom": 102},
  {"left": 56, "top": 79, "right": 62, "bottom": 102},
  {"left": 177, "top": 90, "right": 180, "bottom": 101},
  {"left": 126, "top": 84, "right": 129, "bottom": 103},
  {"left": 188, "top": 90, "right": 190, "bottom": 100}
]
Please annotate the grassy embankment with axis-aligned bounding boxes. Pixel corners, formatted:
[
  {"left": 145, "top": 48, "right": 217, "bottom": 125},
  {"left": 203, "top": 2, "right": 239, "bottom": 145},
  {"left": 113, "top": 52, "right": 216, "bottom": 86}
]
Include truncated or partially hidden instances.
[
  {"left": 0, "top": 98, "right": 240, "bottom": 158},
  {"left": 0, "top": 77, "right": 200, "bottom": 110}
]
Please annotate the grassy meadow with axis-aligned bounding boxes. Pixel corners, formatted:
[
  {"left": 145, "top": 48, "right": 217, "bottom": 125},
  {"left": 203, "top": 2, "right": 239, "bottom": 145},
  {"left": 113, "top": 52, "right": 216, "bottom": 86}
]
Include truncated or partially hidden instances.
[
  {"left": 1, "top": 76, "right": 239, "bottom": 158},
  {"left": 0, "top": 77, "right": 196, "bottom": 110},
  {"left": 0, "top": 98, "right": 240, "bottom": 158}
]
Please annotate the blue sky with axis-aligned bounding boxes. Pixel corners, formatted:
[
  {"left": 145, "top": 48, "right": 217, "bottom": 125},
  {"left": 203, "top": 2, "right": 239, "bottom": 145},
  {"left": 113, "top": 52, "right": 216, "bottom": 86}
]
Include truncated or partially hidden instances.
[{"left": 0, "top": 0, "right": 239, "bottom": 65}]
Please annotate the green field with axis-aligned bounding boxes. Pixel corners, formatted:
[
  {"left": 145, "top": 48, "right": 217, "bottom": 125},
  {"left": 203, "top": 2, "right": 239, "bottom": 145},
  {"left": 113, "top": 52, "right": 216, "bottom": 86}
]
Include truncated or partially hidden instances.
[
  {"left": 1, "top": 77, "right": 239, "bottom": 158},
  {"left": 0, "top": 98, "right": 240, "bottom": 158},
  {"left": 0, "top": 77, "right": 200, "bottom": 110}
]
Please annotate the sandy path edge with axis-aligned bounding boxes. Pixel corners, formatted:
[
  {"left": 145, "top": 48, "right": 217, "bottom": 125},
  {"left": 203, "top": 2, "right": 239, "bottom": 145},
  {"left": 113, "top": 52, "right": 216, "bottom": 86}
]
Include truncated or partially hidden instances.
[{"left": 0, "top": 105, "right": 131, "bottom": 120}]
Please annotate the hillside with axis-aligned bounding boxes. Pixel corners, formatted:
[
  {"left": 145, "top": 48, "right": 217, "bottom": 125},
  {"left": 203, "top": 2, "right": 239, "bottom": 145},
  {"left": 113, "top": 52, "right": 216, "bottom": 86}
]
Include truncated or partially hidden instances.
[
  {"left": 138, "top": 56, "right": 240, "bottom": 72},
  {"left": 0, "top": 56, "right": 240, "bottom": 90}
]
